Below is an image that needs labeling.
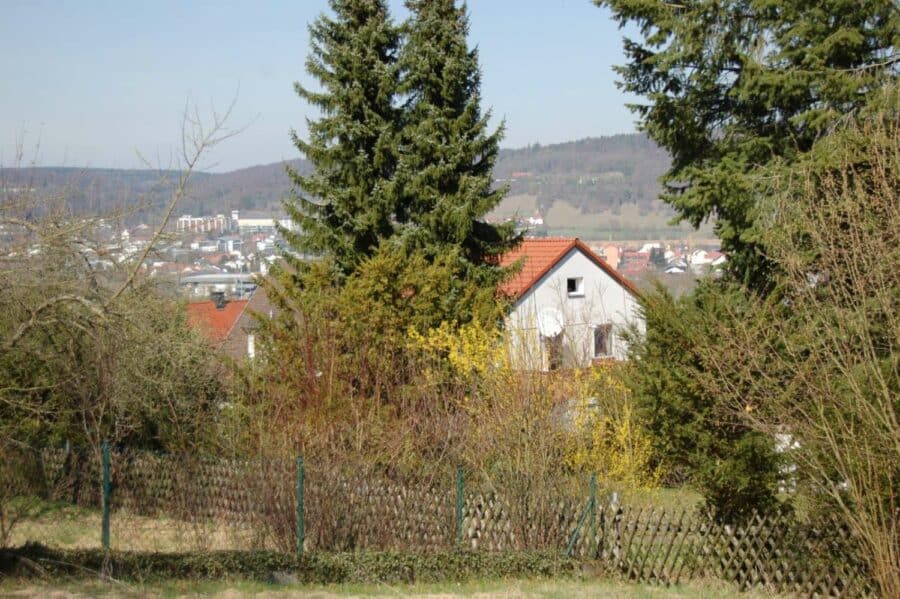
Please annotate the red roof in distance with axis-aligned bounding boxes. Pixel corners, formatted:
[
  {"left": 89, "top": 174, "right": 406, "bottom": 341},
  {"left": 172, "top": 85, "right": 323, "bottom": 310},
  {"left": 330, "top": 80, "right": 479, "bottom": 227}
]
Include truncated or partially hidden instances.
[
  {"left": 186, "top": 299, "right": 249, "bottom": 343},
  {"left": 499, "top": 237, "right": 641, "bottom": 299}
]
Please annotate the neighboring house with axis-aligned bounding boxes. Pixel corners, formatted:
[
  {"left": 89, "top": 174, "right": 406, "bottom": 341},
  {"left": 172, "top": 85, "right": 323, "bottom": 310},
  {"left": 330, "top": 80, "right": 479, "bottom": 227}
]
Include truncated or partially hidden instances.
[
  {"left": 598, "top": 243, "right": 621, "bottom": 270},
  {"left": 499, "top": 238, "right": 644, "bottom": 370},
  {"left": 187, "top": 289, "right": 273, "bottom": 360},
  {"left": 665, "top": 256, "right": 689, "bottom": 275},
  {"left": 526, "top": 211, "right": 544, "bottom": 226},
  {"left": 187, "top": 292, "right": 247, "bottom": 341},
  {"left": 688, "top": 249, "right": 712, "bottom": 273},
  {"left": 618, "top": 250, "right": 651, "bottom": 278},
  {"left": 221, "top": 287, "right": 274, "bottom": 360},
  {"left": 708, "top": 251, "right": 727, "bottom": 268},
  {"left": 688, "top": 248, "right": 727, "bottom": 274}
]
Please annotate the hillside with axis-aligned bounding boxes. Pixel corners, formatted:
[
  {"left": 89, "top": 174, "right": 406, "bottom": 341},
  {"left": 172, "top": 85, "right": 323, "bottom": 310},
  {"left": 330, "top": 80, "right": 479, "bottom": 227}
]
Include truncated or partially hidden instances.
[
  {"left": 489, "top": 134, "right": 708, "bottom": 239},
  {"left": 1, "top": 133, "right": 713, "bottom": 239},
  {"left": 496, "top": 134, "right": 668, "bottom": 211}
]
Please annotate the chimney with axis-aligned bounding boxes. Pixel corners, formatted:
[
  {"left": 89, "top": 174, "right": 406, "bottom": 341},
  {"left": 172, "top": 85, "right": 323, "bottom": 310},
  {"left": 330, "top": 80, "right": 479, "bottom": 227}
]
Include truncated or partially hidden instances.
[{"left": 211, "top": 291, "right": 227, "bottom": 310}]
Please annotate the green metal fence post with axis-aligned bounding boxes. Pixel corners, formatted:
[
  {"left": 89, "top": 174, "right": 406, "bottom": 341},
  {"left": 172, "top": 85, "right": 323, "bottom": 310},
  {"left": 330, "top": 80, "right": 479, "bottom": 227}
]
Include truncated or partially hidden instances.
[
  {"left": 101, "top": 440, "right": 110, "bottom": 551},
  {"left": 566, "top": 474, "right": 598, "bottom": 558},
  {"left": 589, "top": 473, "right": 597, "bottom": 551},
  {"left": 456, "top": 465, "right": 464, "bottom": 546},
  {"left": 565, "top": 497, "right": 593, "bottom": 557},
  {"left": 296, "top": 456, "right": 304, "bottom": 555}
]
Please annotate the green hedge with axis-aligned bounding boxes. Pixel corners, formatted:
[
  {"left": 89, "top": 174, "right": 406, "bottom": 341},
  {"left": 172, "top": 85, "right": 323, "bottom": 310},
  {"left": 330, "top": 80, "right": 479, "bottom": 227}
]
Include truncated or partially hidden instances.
[{"left": 0, "top": 543, "right": 581, "bottom": 584}]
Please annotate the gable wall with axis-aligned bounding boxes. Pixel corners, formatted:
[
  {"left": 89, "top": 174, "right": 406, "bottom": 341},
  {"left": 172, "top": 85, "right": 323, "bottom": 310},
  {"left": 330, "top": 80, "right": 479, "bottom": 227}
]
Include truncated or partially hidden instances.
[{"left": 506, "top": 248, "right": 643, "bottom": 369}]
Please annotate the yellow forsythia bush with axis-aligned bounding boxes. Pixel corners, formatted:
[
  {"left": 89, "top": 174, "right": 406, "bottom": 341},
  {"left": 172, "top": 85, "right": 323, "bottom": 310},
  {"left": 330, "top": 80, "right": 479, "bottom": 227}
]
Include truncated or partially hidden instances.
[
  {"left": 408, "top": 319, "right": 508, "bottom": 380},
  {"left": 566, "top": 365, "right": 663, "bottom": 489},
  {"left": 410, "top": 322, "right": 661, "bottom": 489}
]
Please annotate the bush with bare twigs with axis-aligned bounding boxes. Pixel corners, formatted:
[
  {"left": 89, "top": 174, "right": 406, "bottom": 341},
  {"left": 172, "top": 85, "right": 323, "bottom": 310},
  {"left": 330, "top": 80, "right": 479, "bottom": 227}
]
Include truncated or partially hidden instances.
[
  {"left": 691, "top": 88, "right": 899, "bottom": 597},
  {"left": 0, "top": 101, "right": 243, "bottom": 545}
]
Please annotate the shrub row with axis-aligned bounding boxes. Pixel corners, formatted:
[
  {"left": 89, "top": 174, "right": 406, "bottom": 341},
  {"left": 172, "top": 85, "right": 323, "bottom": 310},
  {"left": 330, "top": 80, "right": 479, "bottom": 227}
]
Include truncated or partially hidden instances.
[{"left": 0, "top": 543, "right": 581, "bottom": 584}]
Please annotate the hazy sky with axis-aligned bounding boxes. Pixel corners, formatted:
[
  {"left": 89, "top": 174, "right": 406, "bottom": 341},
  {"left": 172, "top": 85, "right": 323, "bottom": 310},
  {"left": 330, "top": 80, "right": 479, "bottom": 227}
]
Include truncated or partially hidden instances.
[{"left": 1, "top": 0, "right": 640, "bottom": 173}]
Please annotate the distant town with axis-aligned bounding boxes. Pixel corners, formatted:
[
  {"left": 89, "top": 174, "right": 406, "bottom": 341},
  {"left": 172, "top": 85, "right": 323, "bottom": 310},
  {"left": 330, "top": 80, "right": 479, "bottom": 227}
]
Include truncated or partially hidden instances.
[{"left": 87, "top": 208, "right": 727, "bottom": 302}]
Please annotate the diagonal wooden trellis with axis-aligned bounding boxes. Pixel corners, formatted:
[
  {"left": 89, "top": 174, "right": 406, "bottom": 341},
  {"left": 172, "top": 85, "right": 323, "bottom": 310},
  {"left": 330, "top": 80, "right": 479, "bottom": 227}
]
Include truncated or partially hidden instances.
[
  {"left": 20, "top": 448, "right": 876, "bottom": 596},
  {"left": 566, "top": 505, "right": 875, "bottom": 597}
]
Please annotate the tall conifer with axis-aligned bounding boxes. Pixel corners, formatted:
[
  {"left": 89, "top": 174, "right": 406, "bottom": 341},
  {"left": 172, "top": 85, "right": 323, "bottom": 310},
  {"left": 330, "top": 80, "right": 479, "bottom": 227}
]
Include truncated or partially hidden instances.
[
  {"left": 283, "top": 0, "right": 400, "bottom": 277},
  {"left": 394, "top": 0, "right": 519, "bottom": 274},
  {"left": 596, "top": 0, "right": 898, "bottom": 290}
]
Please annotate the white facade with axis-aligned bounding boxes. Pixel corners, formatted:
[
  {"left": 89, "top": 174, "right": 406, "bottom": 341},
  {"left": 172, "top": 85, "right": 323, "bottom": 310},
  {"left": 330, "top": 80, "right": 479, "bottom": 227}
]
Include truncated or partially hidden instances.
[
  {"left": 176, "top": 214, "right": 231, "bottom": 234},
  {"left": 237, "top": 217, "right": 296, "bottom": 233},
  {"left": 506, "top": 246, "right": 643, "bottom": 370}
]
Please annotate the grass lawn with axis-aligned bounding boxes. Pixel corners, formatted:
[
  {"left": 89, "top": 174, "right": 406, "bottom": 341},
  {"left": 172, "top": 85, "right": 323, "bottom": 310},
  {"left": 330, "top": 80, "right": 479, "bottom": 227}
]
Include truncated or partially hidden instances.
[
  {"left": 6, "top": 498, "right": 267, "bottom": 552},
  {"left": 606, "top": 487, "right": 701, "bottom": 512},
  {"left": 7, "top": 487, "right": 703, "bottom": 554},
  {"left": 0, "top": 577, "right": 781, "bottom": 598}
]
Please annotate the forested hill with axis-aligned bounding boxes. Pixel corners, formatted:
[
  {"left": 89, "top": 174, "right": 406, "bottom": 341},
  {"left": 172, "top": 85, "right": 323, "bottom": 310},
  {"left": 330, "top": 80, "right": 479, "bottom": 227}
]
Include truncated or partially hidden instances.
[
  {"left": 2, "top": 133, "right": 703, "bottom": 239},
  {"left": 494, "top": 133, "right": 669, "bottom": 212}
]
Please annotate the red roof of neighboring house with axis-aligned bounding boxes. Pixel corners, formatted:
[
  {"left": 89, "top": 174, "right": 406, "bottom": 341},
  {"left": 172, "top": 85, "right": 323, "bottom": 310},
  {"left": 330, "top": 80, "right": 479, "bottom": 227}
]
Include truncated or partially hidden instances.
[
  {"left": 619, "top": 266, "right": 647, "bottom": 278},
  {"left": 499, "top": 237, "right": 641, "bottom": 299},
  {"left": 619, "top": 251, "right": 650, "bottom": 274},
  {"left": 201, "top": 252, "right": 229, "bottom": 266},
  {"left": 186, "top": 299, "right": 249, "bottom": 343}
]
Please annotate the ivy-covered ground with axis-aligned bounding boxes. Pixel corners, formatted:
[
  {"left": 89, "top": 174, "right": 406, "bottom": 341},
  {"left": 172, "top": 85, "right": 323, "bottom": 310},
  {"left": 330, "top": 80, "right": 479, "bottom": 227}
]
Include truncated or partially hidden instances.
[{"left": 0, "top": 578, "right": 780, "bottom": 598}]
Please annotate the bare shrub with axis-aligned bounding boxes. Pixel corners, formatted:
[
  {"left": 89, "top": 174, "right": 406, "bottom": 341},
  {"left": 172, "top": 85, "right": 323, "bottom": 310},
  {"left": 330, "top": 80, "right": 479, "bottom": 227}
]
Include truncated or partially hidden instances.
[
  {"left": 694, "top": 93, "right": 899, "bottom": 596},
  {"left": 0, "top": 98, "right": 246, "bottom": 458}
]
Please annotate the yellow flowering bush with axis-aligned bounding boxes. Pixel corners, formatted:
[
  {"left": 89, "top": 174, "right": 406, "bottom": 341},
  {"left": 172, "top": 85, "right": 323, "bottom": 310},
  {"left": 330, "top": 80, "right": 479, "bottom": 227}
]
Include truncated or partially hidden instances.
[
  {"left": 566, "top": 364, "right": 662, "bottom": 490},
  {"left": 409, "top": 322, "right": 661, "bottom": 490},
  {"left": 408, "top": 319, "right": 507, "bottom": 381}
]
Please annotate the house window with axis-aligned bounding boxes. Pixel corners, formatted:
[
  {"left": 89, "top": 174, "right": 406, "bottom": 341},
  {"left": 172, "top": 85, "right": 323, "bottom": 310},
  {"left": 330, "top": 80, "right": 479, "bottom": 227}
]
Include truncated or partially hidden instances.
[
  {"left": 566, "top": 277, "right": 584, "bottom": 296},
  {"left": 593, "top": 324, "right": 612, "bottom": 358},
  {"left": 247, "top": 333, "right": 256, "bottom": 359},
  {"left": 542, "top": 332, "right": 563, "bottom": 371}
]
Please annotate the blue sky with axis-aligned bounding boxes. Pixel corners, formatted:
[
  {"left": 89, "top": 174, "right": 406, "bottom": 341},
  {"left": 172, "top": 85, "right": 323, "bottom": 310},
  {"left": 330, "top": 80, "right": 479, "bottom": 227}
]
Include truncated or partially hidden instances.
[{"left": 1, "top": 0, "right": 639, "bottom": 173}]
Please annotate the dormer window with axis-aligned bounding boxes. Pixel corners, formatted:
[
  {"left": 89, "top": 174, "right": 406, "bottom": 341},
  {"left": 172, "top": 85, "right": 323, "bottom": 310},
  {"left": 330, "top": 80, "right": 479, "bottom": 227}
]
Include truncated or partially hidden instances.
[{"left": 567, "top": 277, "right": 584, "bottom": 297}]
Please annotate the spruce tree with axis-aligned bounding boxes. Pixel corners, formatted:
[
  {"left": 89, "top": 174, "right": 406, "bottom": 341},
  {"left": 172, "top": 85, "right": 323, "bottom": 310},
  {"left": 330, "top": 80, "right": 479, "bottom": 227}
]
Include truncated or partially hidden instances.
[
  {"left": 283, "top": 0, "right": 400, "bottom": 277},
  {"left": 596, "top": 0, "right": 898, "bottom": 290},
  {"left": 394, "top": 0, "right": 519, "bottom": 274}
]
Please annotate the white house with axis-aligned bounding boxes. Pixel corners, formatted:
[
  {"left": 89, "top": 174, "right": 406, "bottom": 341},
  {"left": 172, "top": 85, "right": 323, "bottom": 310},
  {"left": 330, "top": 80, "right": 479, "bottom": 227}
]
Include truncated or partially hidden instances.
[
  {"left": 688, "top": 248, "right": 727, "bottom": 274},
  {"left": 499, "top": 238, "right": 644, "bottom": 370},
  {"left": 526, "top": 211, "right": 544, "bottom": 226}
]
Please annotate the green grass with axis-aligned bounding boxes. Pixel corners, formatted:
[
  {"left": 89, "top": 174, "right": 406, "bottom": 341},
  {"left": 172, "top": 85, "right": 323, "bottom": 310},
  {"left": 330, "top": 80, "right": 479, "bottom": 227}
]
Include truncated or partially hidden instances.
[
  {"left": 4, "top": 498, "right": 101, "bottom": 549},
  {"left": 5, "top": 497, "right": 263, "bottom": 552},
  {"left": 6, "top": 487, "right": 704, "bottom": 556},
  {"left": 613, "top": 487, "right": 702, "bottom": 512}
]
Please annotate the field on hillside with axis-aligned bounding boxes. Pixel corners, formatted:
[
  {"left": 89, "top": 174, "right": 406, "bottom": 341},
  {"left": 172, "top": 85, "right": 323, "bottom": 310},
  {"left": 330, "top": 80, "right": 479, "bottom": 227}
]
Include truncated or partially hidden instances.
[{"left": 490, "top": 194, "right": 716, "bottom": 241}]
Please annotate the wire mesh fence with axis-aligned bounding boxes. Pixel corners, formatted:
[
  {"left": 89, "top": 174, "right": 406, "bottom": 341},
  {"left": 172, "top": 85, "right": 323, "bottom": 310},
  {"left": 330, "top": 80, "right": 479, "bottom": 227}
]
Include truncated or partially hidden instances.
[{"left": 1, "top": 442, "right": 874, "bottom": 596}]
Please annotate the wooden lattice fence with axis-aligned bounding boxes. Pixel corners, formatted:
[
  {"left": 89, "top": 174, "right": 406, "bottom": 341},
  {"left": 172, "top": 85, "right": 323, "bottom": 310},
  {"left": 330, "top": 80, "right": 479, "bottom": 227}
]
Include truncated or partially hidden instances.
[
  {"left": 302, "top": 464, "right": 456, "bottom": 552},
  {"left": 7, "top": 447, "right": 877, "bottom": 596},
  {"left": 564, "top": 504, "right": 875, "bottom": 597}
]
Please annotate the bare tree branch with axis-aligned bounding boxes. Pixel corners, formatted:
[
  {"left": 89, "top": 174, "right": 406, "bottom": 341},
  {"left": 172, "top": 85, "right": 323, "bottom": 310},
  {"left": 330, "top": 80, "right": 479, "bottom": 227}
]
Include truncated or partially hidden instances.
[{"left": 110, "top": 93, "right": 247, "bottom": 302}]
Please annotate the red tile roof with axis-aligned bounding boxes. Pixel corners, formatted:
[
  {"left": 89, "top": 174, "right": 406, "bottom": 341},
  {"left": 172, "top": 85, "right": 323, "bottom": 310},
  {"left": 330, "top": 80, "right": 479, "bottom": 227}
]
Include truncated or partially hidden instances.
[
  {"left": 186, "top": 299, "right": 249, "bottom": 343},
  {"left": 499, "top": 237, "right": 641, "bottom": 299}
]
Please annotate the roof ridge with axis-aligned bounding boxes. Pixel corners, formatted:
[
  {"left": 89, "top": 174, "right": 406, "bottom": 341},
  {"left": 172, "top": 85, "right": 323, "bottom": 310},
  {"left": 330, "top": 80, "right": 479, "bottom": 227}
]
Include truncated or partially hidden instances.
[
  {"left": 220, "top": 297, "right": 252, "bottom": 345},
  {"left": 186, "top": 298, "right": 251, "bottom": 344},
  {"left": 498, "top": 237, "right": 641, "bottom": 300}
]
